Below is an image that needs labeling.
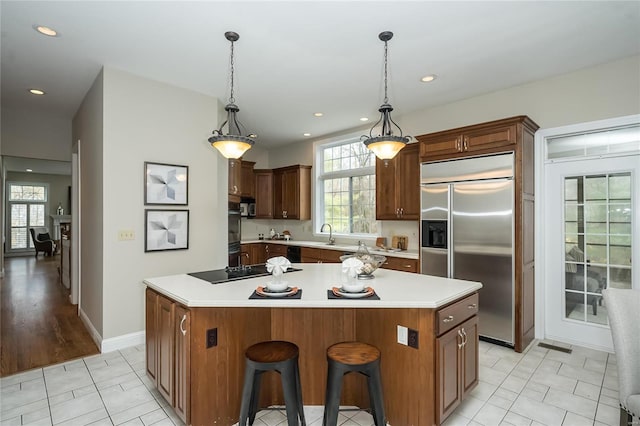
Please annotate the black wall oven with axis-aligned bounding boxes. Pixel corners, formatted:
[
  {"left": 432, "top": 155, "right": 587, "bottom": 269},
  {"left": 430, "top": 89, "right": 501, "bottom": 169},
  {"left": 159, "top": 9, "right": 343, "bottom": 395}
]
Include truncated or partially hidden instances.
[{"left": 228, "top": 201, "right": 241, "bottom": 266}]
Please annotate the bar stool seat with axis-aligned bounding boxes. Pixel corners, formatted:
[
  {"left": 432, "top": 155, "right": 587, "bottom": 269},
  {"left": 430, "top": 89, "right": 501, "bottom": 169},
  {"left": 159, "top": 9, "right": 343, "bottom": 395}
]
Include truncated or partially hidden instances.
[
  {"left": 323, "top": 342, "right": 386, "bottom": 426},
  {"left": 239, "top": 340, "right": 306, "bottom": 426}
]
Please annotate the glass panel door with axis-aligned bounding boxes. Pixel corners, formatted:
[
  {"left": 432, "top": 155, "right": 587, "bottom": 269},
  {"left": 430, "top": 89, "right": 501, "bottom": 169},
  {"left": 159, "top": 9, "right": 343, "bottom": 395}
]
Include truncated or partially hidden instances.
[{"left": 564, "top": 173, "right": 632, "bottom": 326}]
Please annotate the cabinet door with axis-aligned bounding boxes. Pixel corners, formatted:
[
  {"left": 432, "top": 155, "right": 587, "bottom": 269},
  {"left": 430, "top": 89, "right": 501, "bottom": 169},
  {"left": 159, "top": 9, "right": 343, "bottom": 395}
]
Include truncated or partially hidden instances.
[
  {"left": 240, "top": 161, "right": 255, "bottom": 198},
  {"left": 273, "top": 170, "right": 285, "bottom": 219},
  {"left": 395, "top": 144, "right": 420, "bottom": 219},
  {"left": 228, "top": 159, "right": 241, "bottom": 196},
  {"left": 254, "top": 171, "right": 273, "bottom": 218},
  {"left": 376, "top": 156, "right": 398, "bottom": 220},
  {"left": 436, "top": 325, "right": 463, "bottom": 422},
  {"left": 282, "top": 169, "right": 300, "bottom": 219},
  {"left": 464, "top": 124, "right": 516, "bottom": 152},
  {"left": 174, "top": 305, "right": 191, "bottom": 425},
  {"left": 157, "top": 295, "right": 175, "bottom": 404},
  {"left": 419, "top": 133, "right": 462, "bottom": 160},
  {"left": 461, "top": 316, "right": 479, "bottom": 396},
  {"left": 145, "top": 289, "right": 158, "bottom": 386}
]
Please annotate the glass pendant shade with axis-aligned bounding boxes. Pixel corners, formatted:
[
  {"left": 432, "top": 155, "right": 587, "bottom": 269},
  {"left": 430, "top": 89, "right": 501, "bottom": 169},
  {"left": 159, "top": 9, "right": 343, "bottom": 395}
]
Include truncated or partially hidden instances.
[
  {"left": 362, "top": 31, "right": 410, "bottom": 162},
  {"left": 209, "top": 31, "right": 255, "bottom": 159}
]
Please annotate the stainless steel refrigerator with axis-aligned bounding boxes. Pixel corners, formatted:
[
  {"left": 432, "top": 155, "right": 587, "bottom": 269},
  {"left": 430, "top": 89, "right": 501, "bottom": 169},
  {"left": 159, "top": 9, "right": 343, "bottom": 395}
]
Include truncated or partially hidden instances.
[{"left": 421, "top": 153, "right": 514, "bottom": 346}]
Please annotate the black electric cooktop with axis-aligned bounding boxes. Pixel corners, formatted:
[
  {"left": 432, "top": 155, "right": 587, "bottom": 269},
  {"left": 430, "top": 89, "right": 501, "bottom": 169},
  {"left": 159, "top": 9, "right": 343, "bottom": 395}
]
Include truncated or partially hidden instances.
[{"left": 189, "top": 265, "right": 302, "bottom": 284}]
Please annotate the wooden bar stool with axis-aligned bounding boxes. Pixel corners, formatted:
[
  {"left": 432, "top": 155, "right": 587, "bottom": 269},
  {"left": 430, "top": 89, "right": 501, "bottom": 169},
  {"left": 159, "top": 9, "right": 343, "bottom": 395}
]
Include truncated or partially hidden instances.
[
  {"left": 323, "top": 341, "right": 386, "bottom": 426},
  {"left": 238, "top": 340, "right": 306, "bottom": 426}
]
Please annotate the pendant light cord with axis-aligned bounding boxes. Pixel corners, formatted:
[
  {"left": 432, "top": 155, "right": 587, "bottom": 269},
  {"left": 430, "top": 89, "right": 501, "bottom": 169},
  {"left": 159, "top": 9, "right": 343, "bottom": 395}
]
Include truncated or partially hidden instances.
[
  {"left": 229, "top": 39, "right": 235, "bottom": 104},
  {"left": 383, "top": 39, "right": 388, "bottom": 104}
]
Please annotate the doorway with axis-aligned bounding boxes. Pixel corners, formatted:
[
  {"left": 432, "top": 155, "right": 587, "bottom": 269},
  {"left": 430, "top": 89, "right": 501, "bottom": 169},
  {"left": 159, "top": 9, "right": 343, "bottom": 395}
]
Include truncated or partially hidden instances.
[{"left": 536, "top": 116, "right": 639, "bottom": 351}]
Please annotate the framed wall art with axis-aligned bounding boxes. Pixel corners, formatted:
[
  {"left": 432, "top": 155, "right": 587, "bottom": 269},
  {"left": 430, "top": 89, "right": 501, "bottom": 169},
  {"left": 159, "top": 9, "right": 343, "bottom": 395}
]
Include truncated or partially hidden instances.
[
  {"left": 145, "top": 209, "right": 189, "bottom": 252},
  {"left": 144, "top": 162, "right": 188, "bottom": 205}
]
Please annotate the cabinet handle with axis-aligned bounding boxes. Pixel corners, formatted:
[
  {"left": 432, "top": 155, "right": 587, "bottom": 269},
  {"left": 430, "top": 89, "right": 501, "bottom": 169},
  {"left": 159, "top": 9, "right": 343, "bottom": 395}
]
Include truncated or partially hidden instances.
[
  {"left": 461, "top": 328, "right": 468, "bottom": 346},
  {"left": 463, "top": 138, "right": 469, "bottom": 151},
  {"left": 403, "top": 264, "right": 412, "bottom": 268},
  {"left": 468, "top": 303, "right": 477, "bottom": 309},
  {"left": 457, "top": 329, "right": 464, "bottom": 349},
  {"left": 180, "top": 314, "right": 187, "bottom": 336},
  {"left": 233, "top": 185, "right": 238, "bottom": 193},
  {"left": 443, "top": 315, "right": 454, "bottom": 323}
]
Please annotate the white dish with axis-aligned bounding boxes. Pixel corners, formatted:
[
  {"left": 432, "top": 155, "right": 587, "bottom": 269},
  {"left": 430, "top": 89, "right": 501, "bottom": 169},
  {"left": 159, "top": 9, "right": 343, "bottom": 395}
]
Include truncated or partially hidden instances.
[
  {"left": 265, "top": 280, "right": 289, "bottom": 292},
  {"left": 332, "top": 286, "right": 374, "bottom": 299},
  {"left": 256, "top": 286, "right": 298, "bottom": 298}
]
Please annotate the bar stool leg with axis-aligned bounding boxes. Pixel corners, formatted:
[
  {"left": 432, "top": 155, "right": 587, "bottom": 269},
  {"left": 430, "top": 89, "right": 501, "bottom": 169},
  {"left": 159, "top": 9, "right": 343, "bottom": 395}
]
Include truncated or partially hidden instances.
[
  {"left": 294, "top": 361, "right": 306, "bottom": 425},
  {"left": 367, "top": 363, "right": 386, "bottom": 426},
  {"left": 280, "top": 363, "right": 301, "bottom": 425},
  {"left": 239, "top": 364, "right": 256, "bottom": 426},
  {"left": 322, "top": 361, "right": 344, "bottom": 426},
  {"left": 248, "top": 371, "right": 263, "bottom": 424}
]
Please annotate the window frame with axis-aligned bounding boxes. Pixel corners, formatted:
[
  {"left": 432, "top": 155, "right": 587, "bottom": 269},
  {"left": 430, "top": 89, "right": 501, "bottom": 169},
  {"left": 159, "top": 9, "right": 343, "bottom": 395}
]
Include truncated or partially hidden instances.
[
  {"left": 313, "top": 135, "right": 379, "bottom": 239},
  {"left": 6, "top": 181, "right": 49, "bottom": 252}
]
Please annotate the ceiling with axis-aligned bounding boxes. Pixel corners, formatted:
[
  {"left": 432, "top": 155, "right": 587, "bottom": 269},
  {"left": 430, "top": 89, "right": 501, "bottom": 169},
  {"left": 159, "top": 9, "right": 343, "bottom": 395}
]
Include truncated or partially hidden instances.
[{"left": 2, "top": 1, "right": 639, "bottom": 148}]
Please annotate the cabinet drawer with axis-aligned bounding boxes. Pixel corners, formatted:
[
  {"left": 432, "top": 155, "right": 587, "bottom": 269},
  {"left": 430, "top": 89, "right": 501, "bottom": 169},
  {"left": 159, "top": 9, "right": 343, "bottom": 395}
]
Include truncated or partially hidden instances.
[
  {"left": 381, "top": 256, "right": 418, "bottom": 273},
  {"left": 436, "top": 293, "right": 479, "bottom": 336},
  {"left": 265, "top": 244, "right": 287, "bottom": 257}
]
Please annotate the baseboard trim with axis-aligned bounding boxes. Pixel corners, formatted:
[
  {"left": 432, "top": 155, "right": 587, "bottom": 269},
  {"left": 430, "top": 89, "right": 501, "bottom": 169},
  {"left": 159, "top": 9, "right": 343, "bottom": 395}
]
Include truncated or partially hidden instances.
[
  {"left": 78, "top": 307, "right": 102, "bottom": 351},
  {"left": 101, "top": 331, "right": 145, "bottom": 353}
]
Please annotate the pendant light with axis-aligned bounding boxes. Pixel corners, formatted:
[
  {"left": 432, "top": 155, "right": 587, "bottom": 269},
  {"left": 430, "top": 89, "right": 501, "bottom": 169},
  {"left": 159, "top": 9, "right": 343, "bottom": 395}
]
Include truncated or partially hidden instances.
[
  {"left": 209, "top": 31, "right": 255, "bottom": 159},
  {"left": 362, "top": 31, "right": 410, "bottom": 164}
]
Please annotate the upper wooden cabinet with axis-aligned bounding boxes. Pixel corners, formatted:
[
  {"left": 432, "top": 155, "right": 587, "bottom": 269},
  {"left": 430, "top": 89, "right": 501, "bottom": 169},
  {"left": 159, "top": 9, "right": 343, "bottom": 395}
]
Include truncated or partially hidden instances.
[
  {"left": 254, "top": 169, "right": 273, "bottom": 219},
  {"left": 228, "top": 159, "right": 241, "bottom": 197},
  {"left": 240, "top": 160, "right": 256, "bottom": 198},
  {"left": 273, "top": 165, "right": 311, "bottom": 220},
  {"left": 418, "top": 117, "right": 527, "bottom": 162},
  {"left": 376, "top": 143, "right": 419, "bottom": 220}
]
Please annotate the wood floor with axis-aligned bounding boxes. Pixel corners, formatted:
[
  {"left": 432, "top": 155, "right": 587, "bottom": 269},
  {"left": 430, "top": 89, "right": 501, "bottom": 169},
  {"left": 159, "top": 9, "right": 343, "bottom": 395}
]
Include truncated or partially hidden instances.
[{"left": 0, "top": 255, "right": 99, "bottom": 377}]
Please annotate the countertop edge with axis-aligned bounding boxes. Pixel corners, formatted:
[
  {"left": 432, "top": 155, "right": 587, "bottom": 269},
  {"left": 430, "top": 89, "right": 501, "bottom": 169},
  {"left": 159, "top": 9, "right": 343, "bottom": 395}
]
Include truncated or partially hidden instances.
[{"left": 241, "top": 240, "right": 419, "bottom": 260}]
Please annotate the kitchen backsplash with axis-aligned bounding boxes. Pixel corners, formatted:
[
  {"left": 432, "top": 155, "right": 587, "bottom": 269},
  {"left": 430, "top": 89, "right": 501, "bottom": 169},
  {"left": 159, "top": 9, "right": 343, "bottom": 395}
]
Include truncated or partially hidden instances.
[{"left": 241, "top": 219, "right": 419, "bottom": 251}]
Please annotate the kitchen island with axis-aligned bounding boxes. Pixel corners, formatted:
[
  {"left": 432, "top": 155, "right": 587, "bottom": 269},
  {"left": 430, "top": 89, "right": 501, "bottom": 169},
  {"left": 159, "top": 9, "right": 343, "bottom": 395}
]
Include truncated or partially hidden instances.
[{"left": 144, "top": 264, "right": 481, "bottom": 426}]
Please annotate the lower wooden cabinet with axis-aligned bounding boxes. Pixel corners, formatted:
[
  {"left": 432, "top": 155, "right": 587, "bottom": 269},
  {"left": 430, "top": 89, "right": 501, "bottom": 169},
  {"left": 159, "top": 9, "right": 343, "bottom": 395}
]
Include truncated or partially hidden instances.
[
  {"left": 146, "top": 289, "right": 191, "bottom": 425},
  {"left": 380, "top": 256, "right": 418, "bottom": 273},
  {"left": 436, "top": 310, "right": 478, "bottom": 423},
  {"left": 300, "top": 246, "right": 345, "bottom": 263}
]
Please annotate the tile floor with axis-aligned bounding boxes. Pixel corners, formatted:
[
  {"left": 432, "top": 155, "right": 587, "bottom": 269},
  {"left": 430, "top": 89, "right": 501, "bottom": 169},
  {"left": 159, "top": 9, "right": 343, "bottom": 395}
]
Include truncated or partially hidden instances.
[{"left": 0, "top": 340, "right": 625, "bottom": 426}]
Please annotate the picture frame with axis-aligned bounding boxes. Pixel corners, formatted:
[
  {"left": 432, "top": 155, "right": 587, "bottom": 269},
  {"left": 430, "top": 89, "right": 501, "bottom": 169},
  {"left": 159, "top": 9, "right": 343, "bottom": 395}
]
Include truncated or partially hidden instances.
[
  {"left": 145, "top": 209, "right": 189, "bottom": 252},
  {"left": 144, "top": 162, "right": 188, "bottom": 205}
]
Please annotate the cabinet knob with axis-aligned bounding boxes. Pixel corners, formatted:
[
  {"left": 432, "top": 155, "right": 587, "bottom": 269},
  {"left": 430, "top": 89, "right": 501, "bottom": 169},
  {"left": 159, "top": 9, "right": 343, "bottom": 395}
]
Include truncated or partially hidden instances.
[
  {"left": 468, "top": 303, "right": 477, "bottom": 309},
  {"left": 179, "top": 314, "right": 187, "bottom": 336},
  {"left": 443, "top": 315, "right": 454, "bottom": 323}
]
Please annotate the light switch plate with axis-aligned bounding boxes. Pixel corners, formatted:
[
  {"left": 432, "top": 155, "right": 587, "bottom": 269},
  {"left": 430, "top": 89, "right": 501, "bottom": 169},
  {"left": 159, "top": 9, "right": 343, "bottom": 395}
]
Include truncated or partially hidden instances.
[{"left": 397, "top": 325, "right": 408, "bottom": 345}]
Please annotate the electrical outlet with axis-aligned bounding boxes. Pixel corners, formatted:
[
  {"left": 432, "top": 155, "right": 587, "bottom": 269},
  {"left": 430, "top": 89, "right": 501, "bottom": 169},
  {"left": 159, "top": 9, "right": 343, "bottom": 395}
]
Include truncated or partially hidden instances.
[
  {"left": 206, "top": 328, "right": 217, "bottom": 348},
  {"left": 397, "top": 325, "right": 408, "bottom": 346},
  {"left": 408, "top": 328, "right": 419, "bottom": 349},
  {"left": 118, "top": 230, "right": 135, "bottom": 241}
]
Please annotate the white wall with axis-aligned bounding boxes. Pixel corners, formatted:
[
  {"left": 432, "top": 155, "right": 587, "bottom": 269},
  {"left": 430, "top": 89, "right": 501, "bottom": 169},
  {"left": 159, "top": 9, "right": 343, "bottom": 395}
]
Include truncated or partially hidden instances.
[
  {"left": 1, "top": 106, "right": 72, "bottom": 161},
  {"left": 101, "top": 67, "right": 224, "bottom": 340},
  {"left": 73, "top": 69, "right": 105, "bottom": 336},
  {"left": 248, "top": 56, "right": 640, "bottom": 247}
]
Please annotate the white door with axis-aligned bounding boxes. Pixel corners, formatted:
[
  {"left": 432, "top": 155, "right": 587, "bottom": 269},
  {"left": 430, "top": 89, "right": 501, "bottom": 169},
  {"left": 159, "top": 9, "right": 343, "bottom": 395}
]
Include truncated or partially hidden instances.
[{"left": 544, "top": 155, "right": 638, "bottom": 351}]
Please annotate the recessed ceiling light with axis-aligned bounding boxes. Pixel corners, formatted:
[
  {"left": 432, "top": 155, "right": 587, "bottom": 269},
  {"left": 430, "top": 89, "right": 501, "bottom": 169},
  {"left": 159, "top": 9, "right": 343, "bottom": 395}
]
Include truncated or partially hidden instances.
[
  {"left": 29, "top": 89, "right": 45, "bottom": 95},
  {"left": 420, "top": 74, "right": 437, "bottom": 83},
  {"left": 26, "top": 169, "right": 33, "bottom": 172},
  {"left": 359, "top": 117, "right": 369, "bottom": 122},
  {"left": 34, "top": 25, "right": 58, "bottom": 37},
  {"left": 313, "top": 112, "right": 323, "bottom": 117},
  {"left": 303, "top": 133, "right": 311, "bottom": 137}
]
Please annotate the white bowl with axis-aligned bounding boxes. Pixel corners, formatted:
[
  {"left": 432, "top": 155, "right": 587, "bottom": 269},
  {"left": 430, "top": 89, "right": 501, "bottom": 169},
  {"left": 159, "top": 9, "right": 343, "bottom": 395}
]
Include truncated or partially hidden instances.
[
  {"left": 341, "top": 281, "right": 365, "bottom": 293},
  {"left": 266, "top": 280, "right": 289, "bottom": 292}
]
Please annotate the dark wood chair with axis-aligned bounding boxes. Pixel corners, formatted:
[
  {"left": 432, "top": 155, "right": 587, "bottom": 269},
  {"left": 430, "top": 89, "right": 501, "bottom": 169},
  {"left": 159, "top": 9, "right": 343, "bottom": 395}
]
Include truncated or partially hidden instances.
[{"left": 29, "top": 227, "right": 55, "bottom": 257}]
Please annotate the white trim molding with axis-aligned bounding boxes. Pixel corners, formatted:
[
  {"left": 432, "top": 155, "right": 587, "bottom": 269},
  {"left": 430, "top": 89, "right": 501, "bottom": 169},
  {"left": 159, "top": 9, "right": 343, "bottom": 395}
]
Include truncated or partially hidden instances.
[{"left": 79, "top": 307, "right": 145, "bottom": 353}]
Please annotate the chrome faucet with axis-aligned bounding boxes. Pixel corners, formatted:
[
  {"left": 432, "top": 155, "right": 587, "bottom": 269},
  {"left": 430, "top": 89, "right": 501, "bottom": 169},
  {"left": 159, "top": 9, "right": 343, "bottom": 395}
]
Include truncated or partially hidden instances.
[{"left": 320, "top": 223, "right": 335, "bottom": 245}]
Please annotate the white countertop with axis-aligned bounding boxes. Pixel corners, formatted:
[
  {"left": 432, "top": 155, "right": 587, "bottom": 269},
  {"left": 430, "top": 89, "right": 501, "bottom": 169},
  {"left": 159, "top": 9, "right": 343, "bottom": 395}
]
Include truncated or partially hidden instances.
[
  {"left": 143, "top": 263, "right": 481, "bottom": 309},
  {"left": 241, "top": 239, "right": 419, "bottom": 260}
]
